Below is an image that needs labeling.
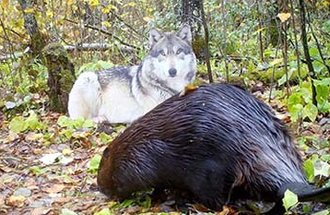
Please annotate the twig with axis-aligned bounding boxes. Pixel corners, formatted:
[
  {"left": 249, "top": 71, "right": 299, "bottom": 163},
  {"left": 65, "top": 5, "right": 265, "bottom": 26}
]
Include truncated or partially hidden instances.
[
  {"left": 269, "top": 19, "right": 281, "bottom": 102},
  {"left": 109, "top": 11, "right": 146, "bottom": 39},
  {"left": 306, "top": 8, "right": 330, "bottom": 75},
  {"left": 64, "top": 18, "right": 141, "bottom": 50}
]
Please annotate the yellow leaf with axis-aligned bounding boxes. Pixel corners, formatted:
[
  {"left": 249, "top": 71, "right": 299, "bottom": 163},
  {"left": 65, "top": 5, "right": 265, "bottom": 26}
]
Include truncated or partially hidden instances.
[
  {"left": 255, "top": 27, "right": 265, "bottom": 33},
  {"left": 89, "top": 0, "right": 100, "bottom": 7},
  {"left": 1, "top": 0, "right": 9, "bottom": 8},
  {"left": 102, "top": 21, "right": 111, "bottom": 28},
  {"left": 270, "top": 58, "right": 283, "bottom": 66},
  {"left": 179, "top": 84, "right": 199, "bottom": 97},
  {"left": 24, "top": 8, "right": 35, "bottom": 14},
  {"left": 127, "top": 2, "right": 136, "bottom": 7},
  {"left": 143, "top": 16, "right": 154, "bottom": 22},
  {"left": 277, "top": 13, "right": 291, "bottom": 22},
  {"left": 67, "top": 0, "right": 74, "bottom": 5}
]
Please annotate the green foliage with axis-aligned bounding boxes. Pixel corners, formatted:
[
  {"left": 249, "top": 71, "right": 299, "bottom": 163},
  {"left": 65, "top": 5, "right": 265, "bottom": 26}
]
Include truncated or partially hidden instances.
[
  {"left": 93, "top": 208, "right": 110, "bottom": 215},
  {"left": 99, "top": 132, "right": 113, "bottom": 145},
  {"left": 287, "top": 78, "right": 330, "bottom": 122},
  {"left": 304, "top": 154, "right": 330, "bottom": 183},
  {"left": 87, "top": 154, "right": 102, "bottom": 174},
  {"left": 9, "top": 111, "right": 46, "bottom": 133},
  {"left": 29, "top": 166, "right": 46, "bottom": 176},
  {"left": 57, "top": 116, "right": 95, "bottom": 129},
  {"left": 282, "top": 189, "right": 299, "bottom": 211},
  {"left": 312, "top": 210, "right": 330, "bottom": 215},
  {"left": 77, "top": 60, "right": 114, "bottom": 76}
]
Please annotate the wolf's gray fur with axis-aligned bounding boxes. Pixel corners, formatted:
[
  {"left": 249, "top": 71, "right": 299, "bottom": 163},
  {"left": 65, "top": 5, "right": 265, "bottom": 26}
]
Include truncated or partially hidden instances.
[{"left": 68, "top": 25, "right": 197, "bottom": 124}]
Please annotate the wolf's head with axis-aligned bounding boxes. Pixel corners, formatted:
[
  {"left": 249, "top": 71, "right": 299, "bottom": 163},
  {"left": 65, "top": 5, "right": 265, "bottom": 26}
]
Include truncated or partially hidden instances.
[{"left": 142, "top": 25, "right": 197, "bottom": 93}]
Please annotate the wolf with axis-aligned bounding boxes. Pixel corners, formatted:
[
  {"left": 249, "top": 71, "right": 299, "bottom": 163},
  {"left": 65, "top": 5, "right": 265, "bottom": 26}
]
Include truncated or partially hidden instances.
[{"left": 68, "top": 25, "right": 197, "bottom": 124}]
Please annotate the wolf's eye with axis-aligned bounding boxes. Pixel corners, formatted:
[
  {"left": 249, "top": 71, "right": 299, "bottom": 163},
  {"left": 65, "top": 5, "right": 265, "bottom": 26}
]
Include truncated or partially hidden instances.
[
  {"left": 176, "top": 48, "right": 183, "bottom": 55},
  {"left": 160, "top": 50, "right": 166, "bottom": 56}
]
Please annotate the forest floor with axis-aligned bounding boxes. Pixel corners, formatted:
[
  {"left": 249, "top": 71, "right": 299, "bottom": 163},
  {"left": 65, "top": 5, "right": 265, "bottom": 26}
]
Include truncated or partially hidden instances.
[{"left": 0, "top": 87, "right": 329, "bottom": 215}]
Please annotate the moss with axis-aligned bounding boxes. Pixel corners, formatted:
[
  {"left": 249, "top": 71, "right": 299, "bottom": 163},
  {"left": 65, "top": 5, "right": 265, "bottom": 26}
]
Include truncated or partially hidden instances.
[
  {"left": 42, "top": 43, "right": 75, "bottom": 113},
  {"left": 246, "top": 67, "right": 308, "bottom": 84}
]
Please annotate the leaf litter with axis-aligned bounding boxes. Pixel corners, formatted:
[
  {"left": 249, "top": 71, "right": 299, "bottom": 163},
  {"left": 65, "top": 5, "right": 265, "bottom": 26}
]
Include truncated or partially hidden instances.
[{"left": 0, "top": 90, "right": 329, "bottom": 214}]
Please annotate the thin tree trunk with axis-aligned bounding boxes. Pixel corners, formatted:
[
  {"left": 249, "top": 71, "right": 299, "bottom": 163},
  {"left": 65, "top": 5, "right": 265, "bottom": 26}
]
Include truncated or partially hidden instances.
[
  {"left": 257, "top": 1, "right": 264, "bottom": 62},
  {"left": 298, "top": 0, "right": 317, "bottom": 106},
  {"left": 201, "top": 0, "right": 213, "bottom": 83},
  {"left": 282, "top": 22, "right": 290, "bottom": 95},
  {"left": 289, "top": 0, "right": 301, "bottom": 79},
  {"left": 221, "top": 0, "right": 229, "bottom": 82},
  {"left": 17, "top": 0, "right": 46, "bottom": 57},
  {"left": 306, "top": 10, "right": 330, "bottom": 75}
]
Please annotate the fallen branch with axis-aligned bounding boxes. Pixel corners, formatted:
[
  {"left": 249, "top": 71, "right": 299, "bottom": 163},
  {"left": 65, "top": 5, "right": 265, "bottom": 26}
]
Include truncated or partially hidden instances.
[{"left": 0, "top": 43, "right": 135, "bottom": 61}]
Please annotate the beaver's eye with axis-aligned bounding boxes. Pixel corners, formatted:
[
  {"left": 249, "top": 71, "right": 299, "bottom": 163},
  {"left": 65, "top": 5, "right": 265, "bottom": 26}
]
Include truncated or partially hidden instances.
[
  {"left": 159, "top": 50, "right": 166, "bottom": 56},
  {"left": 176, "top": 48, "right": 183, "bottom": 55}
]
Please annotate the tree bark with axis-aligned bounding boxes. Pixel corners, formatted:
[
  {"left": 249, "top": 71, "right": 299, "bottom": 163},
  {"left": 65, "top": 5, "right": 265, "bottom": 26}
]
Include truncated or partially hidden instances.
[
  {"left": 42, "top": 43, "right": 76, "bottom": 113},
  {"left": 17, "top": 0, "right": 46, "bottom": 57},
  {"left": 200, "top": 0, "right": 213, "bottom": 83}
]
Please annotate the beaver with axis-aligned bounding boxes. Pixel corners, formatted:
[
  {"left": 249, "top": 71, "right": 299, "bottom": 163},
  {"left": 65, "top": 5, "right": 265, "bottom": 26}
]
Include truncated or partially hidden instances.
[{"left": 97, "top": 83, "right": 330, "bottom": 214}]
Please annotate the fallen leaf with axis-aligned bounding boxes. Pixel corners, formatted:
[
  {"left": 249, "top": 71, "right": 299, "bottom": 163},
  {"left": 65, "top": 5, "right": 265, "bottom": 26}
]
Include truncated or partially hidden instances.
[
  {"left": 44, "top": 184, "right": 65, "bottom": 193},
  {"left": 31, "top": 208, "right": 52, "bottom": 215},
  {"left": 39, "top": 153, "right": 62, "bottom": 165},
  {"left": 6, "top": 195, "right": 26, "bottom": 207},
  {"left": 277, "top": 13, "right": 291, "bottom": 22}
]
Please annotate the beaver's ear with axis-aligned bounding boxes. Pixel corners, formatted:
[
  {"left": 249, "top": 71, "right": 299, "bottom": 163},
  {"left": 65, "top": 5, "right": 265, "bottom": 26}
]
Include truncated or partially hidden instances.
[
  {"left": 177, "top": 24, "right": 192, "bottom": 44},
  {"left": 149, "top": 28, "right": 164, "bottom": 48}
]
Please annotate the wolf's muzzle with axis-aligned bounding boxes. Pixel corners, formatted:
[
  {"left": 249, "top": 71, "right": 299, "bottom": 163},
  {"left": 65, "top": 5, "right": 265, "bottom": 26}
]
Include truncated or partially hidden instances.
[{"left": 168, "top": 68, "right": 177, "bottom": 77}]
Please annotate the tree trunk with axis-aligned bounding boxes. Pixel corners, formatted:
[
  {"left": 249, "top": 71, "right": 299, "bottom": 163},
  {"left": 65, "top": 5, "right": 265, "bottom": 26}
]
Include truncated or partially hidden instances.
[
  {"left": 42, "top": 43, "right": 76, "bottom": 113},
  {"left": 298, "top": 0, "right": 317, "bottom": 106},
  {"left": 18, "top": 0, "right": 46, "bottom": 57},
  {"left": 18, "top": 0, "right": 75, "bottom": 113}
]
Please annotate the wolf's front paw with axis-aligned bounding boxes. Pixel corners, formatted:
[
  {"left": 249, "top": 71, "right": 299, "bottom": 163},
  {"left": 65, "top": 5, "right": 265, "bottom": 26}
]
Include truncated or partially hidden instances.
[{"left": 92, "top": 116, "right": 107, "bottom": 124}]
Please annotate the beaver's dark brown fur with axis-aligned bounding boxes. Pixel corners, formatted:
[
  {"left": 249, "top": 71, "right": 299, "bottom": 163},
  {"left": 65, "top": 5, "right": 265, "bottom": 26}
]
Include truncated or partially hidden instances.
[{"left": 97, "top": 83, "right": 330, "bottom": 214}]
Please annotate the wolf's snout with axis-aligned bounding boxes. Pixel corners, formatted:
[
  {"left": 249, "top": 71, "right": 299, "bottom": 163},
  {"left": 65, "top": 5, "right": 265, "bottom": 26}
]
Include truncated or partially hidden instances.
[{"left": 168, "top": 68, "right": 177, "bottom": 77}]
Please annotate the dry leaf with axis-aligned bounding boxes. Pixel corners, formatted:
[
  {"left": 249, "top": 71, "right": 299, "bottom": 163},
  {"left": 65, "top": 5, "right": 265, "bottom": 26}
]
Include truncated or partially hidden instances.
[
  {"left": 179, "top": 84, "right": 199, "bottom": 97},
  {"left": 6, "top": 195, "right": 26, "bottom": 207},
  {"left": 277, "top": 13, "right": 291, "bottom": 22},
  {"left": 43, "top": 184, "right": 65, "bottom": 193}
]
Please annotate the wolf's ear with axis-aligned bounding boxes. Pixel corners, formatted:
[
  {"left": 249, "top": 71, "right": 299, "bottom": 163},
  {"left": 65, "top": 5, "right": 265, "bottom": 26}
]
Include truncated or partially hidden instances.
[
  {"left": 177, "top": 24, "right": 192, "bottom": 44},
  {"left": 149, "top": 28, "right": 163, "bottom": 48}
]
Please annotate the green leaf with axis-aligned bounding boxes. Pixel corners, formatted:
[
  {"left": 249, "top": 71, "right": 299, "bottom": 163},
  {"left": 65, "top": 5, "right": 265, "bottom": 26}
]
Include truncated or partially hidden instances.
[
  {"left": 9, "top": 116, "right": 28, "bottom": 133},
  {"left": 321, "top": 154, "right": 330, "bottom": 162},
  {"left": 302, "top": 103, "right": 318, "bottom": 122},
  {"left": 309, "top": 47, "right": 319, "bottom": 58},
  {"left": 99, "top": 132, "right": 113, "bottom": 144},
  {"left": 288, "top": 93, "right": 303, "bottom": 112},
  {"left": 88, "top": 154, "right": 102, "bottom": 174},
  {"left": 57, "top": 116, "right": 72, "bottom": 128},
  {"left": 314, "top": 160, "right": 330, "bottom": 177},
  {"left": 25, "top": 112, "right": 44, "bottom": 131},
  {"left": 29, "top": 166, "right": 45, "bottom": 176},
  {"left": 282, "top": 189, "right": 298, "bottom": 211},
  {"left": 82, "top": 119, "right": 95, "bottom": 128},
  {"left": 312, "top": 209, "right": 330, "bottom": 215},
  {"left": 304, "top": 158, "right": 315, "bottom": 183},
  {"left": 93, "top": 208, "right": 111, "bottom": 215},
  {"left": 289, "top": 104, "right": 303, "bottom": 122},
  {"left": 60, "top": 208, "right": 78, "bottom": 215},
  {"left": 278, "top": 68, "right": 294, "bottom": 86}
]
